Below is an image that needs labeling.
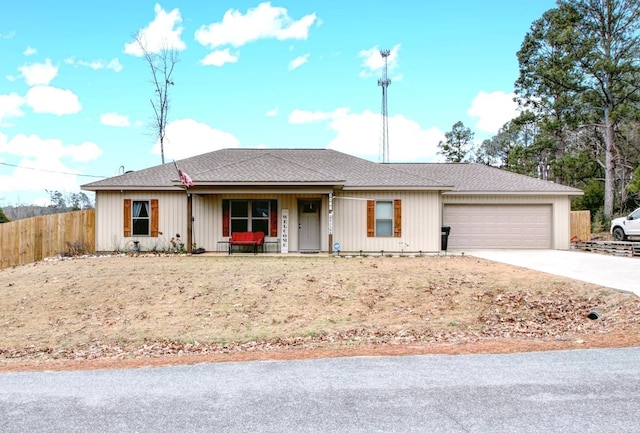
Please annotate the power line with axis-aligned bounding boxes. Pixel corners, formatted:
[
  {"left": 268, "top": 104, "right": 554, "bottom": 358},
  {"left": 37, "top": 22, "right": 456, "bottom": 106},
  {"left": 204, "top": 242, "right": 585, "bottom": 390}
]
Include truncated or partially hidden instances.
[{"left": 0, "top": 161, "right": 108, "bottom": 179}]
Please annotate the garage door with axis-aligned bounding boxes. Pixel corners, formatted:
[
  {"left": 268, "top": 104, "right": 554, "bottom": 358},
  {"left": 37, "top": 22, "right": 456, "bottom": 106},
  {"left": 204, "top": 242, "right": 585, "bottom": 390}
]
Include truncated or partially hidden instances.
[{"left": 443, "top": 205, "right": 551, "bottom": 249}]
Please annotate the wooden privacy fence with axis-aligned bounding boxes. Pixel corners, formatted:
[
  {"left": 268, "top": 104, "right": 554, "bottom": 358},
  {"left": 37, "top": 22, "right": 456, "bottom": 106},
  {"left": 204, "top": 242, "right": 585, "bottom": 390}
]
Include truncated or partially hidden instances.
[
  {"left": 570, "top": 210, "right": 591, "bottom": 242},
  {"left": 0, "top": 210, "right": 95, "bottom": 270}
]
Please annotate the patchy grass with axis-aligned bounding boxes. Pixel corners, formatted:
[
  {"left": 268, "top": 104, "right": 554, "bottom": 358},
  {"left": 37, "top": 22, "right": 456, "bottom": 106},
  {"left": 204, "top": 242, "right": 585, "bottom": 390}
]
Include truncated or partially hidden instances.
[{"left": 1, "top": 254, "right": 639, "bottom": 370}]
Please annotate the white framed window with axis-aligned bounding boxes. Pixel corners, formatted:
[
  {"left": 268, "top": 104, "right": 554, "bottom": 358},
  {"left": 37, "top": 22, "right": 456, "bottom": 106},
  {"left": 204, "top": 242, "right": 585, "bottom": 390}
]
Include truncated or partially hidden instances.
[
  {"left": 367, "top": 199, "right": 401, "bottom": 238},
  {"left": 375, "top": 201, "right": 394, "bottom": 237},
  {"left": 132, "top": 200, "right": 150, "bottom": 236}
]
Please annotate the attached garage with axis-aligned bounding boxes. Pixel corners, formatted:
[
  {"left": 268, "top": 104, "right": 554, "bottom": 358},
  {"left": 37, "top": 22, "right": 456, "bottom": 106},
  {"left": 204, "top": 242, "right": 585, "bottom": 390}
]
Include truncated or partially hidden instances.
[{"left": 444, "top": 204, "right": 552, "bottom": 249}]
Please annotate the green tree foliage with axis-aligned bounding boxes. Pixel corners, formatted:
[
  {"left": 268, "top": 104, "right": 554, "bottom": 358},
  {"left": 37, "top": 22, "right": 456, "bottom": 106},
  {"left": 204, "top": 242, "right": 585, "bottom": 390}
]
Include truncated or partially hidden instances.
[
  {"left": 49, "top": 191, "right": 66, "bottom": 209},
  {"left": 479, "top": 112, "right": 538, "bottom": 171},
  {"left": 627, "top": 165, "right": 640, "bottom": 207},
  {"left": 438, "top": 121, "right": 474, "bottom": 162},
  {"left": 48, "top": 191, "right": 94, "bottom": 211},
  {"left": 515, "top": 0, "right": 640, "bottom": 218},
  {"left": 0, "top": 207, "right": 9, "bottom": 223},
  {"left": 571, "top": 179, "right": 605, "bottom": 215}
]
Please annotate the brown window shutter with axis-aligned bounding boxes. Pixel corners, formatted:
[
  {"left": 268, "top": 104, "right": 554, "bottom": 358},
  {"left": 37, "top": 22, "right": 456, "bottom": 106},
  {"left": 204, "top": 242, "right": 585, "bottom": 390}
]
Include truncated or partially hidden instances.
[
  {"left": 222, "top": 199, "right": 230, "bottom": 237},
  {"left": 393, "top": 199, "right": 402, "bottom": 238},
  {"left": 150, "top": 199, "right": 159, "bottom": 237},
  {"left": 123, "top": 199, "right": 131, "bottom": 237},
  {"left": 269, "top": 199, "right": 278, "bottom": 237},
  {"left": 367, "top": 200, "right": 375, "bottom": 237}
]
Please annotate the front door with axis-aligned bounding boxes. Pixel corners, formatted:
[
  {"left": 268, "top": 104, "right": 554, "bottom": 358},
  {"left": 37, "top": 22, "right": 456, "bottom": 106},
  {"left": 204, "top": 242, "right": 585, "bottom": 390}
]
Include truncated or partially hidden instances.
[{"left": 298, "top": 200, "right": 320, "bottom": 251}]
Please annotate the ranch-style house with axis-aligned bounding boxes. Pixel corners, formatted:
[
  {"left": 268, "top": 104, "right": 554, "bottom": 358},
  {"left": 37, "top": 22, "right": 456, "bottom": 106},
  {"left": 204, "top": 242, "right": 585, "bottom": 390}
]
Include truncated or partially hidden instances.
[{"left": 81, "top": 148, "right": 583, "bottom": 254}]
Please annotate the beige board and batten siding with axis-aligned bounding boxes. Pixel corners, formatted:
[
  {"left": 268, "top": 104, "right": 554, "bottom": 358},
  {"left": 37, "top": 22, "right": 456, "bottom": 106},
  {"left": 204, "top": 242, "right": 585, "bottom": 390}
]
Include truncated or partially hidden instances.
[
  {"left": 95, "top": 191, "right": 188, "bottom": 252},
  {"left": 442, "top": 194, "right": 573, "bottom": 250},
  {"left": 332, "top": 190, "right": 441, "bottom": 253},
  {"left": 97, "top": 190, "right": 444, "bottom": 253}
]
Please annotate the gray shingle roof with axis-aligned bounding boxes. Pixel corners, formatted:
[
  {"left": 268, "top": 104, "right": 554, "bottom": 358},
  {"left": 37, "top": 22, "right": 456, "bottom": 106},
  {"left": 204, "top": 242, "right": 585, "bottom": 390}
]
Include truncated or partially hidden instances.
[
  {"left": 390, "top": 163, "right": 583, "bottom": 194},
  {"left": 82, "top": 149, "right": 582, "bottom": 195},
  {"left": 82, "top": 149, "right": 448, "bottom": 190}
]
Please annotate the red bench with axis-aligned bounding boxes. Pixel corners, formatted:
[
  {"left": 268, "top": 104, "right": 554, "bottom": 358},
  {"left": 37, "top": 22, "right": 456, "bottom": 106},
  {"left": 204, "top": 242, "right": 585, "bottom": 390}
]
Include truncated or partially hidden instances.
[{"left": 229, "top": 231, "right": 265, "bottom": 254}]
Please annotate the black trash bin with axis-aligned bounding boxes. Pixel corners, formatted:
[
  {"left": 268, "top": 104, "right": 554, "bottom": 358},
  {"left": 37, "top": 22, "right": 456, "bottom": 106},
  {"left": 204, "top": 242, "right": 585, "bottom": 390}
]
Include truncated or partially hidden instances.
[{"left": 441, "top": 226, "right": 451, "bottom": 251}]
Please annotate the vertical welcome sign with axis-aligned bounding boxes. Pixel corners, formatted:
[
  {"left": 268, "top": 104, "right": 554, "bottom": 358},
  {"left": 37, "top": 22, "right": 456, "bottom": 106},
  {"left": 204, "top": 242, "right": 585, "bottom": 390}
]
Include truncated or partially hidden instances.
[{"left": 281, "top": 209, "right": 289, "bottom": 253}]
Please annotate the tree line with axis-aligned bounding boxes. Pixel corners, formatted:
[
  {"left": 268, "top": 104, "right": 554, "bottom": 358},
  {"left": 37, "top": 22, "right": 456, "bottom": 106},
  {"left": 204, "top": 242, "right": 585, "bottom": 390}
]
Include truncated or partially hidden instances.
[
  {"left": 438, "top": 0, "right": 640, "bottom": 227},
  {"left": 0, "top": 191, "right": 94, "bottom": 222}
]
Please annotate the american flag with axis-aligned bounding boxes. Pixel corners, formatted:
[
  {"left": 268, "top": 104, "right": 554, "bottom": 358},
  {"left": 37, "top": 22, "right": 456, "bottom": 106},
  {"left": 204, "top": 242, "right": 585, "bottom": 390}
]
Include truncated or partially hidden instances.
[{"left": 179, "top": 169, "right": 194, "bottom": 187}]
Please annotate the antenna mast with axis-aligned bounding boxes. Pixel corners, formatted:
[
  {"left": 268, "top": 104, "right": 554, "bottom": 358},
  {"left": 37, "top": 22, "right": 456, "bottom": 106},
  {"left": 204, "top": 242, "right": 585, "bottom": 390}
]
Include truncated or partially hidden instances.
[{"left": 378, "top": 49, "right": 391, "bottom": 163}]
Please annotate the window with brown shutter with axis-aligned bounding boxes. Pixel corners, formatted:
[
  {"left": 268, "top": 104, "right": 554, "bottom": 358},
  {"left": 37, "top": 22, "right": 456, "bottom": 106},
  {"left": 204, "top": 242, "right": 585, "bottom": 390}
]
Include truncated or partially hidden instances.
[
  {"left": 367, "top": 200, "right": 375, "bottom": 237},
  {"left": 222, "top": 200, "right": 230, "bottom": 237},
  {"left": 367, "top": 199, "right": 402, "bottom": 237},
  {"left": 150, "top": 199, "right": 159, "bottom": 237},
  {"left": 393, "top": 199, "right": 402, "bottom": 237},
  {"left": 123, "top": 199, "right": 131, "bottom": 237},
  {"left": 270, "top": 199, "right": 278, "bottom": 237},
  {"left": 124, "top": 199, "right": 159, "bottom": 237}
]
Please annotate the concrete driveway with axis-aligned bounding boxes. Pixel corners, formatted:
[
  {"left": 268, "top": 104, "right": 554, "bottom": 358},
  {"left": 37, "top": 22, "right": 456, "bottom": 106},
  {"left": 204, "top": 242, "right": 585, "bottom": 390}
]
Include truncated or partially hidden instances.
[{"left": 462, "top": 249, "right": 640, "bottom": 297}]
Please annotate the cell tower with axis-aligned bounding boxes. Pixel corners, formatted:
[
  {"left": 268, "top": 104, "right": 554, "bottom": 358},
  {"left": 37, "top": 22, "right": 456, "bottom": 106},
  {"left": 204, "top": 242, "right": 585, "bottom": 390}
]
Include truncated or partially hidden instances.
[{"left": 378, "top": 49, "right": 391, "bottom": 163}]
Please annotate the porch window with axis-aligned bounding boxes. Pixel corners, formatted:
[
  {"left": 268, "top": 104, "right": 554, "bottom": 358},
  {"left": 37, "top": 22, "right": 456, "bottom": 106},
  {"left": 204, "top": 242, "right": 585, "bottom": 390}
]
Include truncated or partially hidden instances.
[
  {"left": 367, "top": 199, "right": 401, "bottom": 237},
  {"left": 226, "top": 199, "right": 277, "bottom": 235}
]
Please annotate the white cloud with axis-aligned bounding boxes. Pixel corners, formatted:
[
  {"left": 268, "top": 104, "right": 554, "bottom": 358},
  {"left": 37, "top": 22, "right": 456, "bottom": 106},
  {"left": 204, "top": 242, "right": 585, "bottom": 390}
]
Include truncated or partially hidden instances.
[
  {"left": 0, "top": 158, "right": 80, "bottom": 195},
  {"left": 152, "top": 118, "right": 240, "bottom": 160},
  {"left": 124, "top": 4, "right": 186, "bottom": 56},
  {"left": 200, "top": 49, "right": 239, "bottom": 67},
  {"left": 19, "top": 59, "right": 58, "bottom": 86},
  {"left": 325, "top": 110, "right": 444, "bottom": 162},
  {"left": 65, "top": 57, "right": 124, "bottom": 72},
  {"left": 358, "top": 44, "right": 400, "bottom": 79},
  {"left": 288, "top": 54, "right": 309, "bottom": 71},
  {"left": 0, "top": 132, "right": 102, "bottom": 197},
  {"left": 0, "top": 31, "right": 15, "bottom": 40},
  {"left": 67, "top": 141, "right": 103, "bottom": 162},
  {"left": 106, "top": 59, "right": 124, "bottom": 72},
  {"left": 288, "top": 108, "right": 443, "bottom": 161},
  {"left": 288, "top": 107, "right": 350, "bottom": 124},
  {"left": 25, "top": 86, "right": 81, "bottom": 115},
  {"left": 266, "top": 105, "right": 279, "bottom": 117},
  {"left": 0, "top": 132, "right": 101, "bottom": 161},
  {"left": 195, "top": 2, "right": 317, "bottom": 48},
  {"left": 0, "top": 93, "right": 25, "bottom": 124},
  {"left": 100, "top": 113, "right": 130, "bottom": 127},
  {"left": 467, "top": 90, "right": 519, "bottom": 134},
  {"left": 23, "top": 46, "right": 37, "bottom": 56}
]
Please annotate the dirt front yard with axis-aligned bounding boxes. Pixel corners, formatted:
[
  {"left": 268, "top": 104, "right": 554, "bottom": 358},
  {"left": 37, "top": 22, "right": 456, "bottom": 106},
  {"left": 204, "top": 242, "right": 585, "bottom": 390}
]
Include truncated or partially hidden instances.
[{"left": 1, "top": 253, "right": 639, "bottom": 372}]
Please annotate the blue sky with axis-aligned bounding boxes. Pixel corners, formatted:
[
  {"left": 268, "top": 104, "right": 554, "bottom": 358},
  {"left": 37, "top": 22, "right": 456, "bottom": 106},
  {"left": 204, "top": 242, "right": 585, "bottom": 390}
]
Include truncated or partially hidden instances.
[{"left": 0, "top": 1, "right": 557, "bottom": 206}]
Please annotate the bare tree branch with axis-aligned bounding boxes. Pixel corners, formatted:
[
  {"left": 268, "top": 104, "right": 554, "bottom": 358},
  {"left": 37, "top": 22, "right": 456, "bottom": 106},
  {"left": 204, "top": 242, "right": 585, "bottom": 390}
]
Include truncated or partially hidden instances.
[{"left": 133, "top": 33, "right": 179, "bottom": 165}]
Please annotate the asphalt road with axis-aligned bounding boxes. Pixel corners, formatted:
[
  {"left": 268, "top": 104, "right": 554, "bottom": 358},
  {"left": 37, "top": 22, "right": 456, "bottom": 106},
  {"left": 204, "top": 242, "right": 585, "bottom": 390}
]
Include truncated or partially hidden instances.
[{"left": 1, "top": 348, "right": 639, "bottom": 432}]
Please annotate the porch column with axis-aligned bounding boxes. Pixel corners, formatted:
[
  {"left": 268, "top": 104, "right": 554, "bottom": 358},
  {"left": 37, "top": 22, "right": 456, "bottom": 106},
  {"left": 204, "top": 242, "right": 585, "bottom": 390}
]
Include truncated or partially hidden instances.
[
  {"left": 186, "top": 193, "right": 192, "bottom": 253},
  {"left": 328, "top": 192, "right": 333, "bottom": 253}
]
